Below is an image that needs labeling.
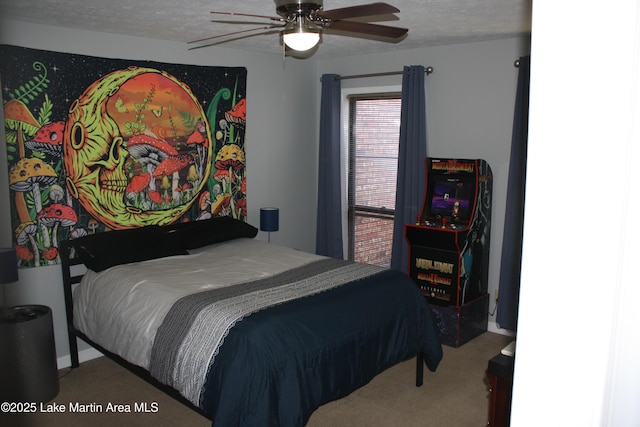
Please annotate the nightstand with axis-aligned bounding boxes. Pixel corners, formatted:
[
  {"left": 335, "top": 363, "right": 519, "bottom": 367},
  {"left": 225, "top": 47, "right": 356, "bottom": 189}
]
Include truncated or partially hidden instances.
[
  {"left": 0, "top": 305, "right": 59, "bottom": 403},
  {"left": 487, "top": 353, "right": 514, "bottom": 426}
]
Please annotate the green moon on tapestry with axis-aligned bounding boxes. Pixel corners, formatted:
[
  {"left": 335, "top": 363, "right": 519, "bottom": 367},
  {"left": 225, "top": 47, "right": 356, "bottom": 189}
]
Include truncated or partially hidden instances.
[{"left": 1, "top": 45, "right": 248, "bottom": 269}]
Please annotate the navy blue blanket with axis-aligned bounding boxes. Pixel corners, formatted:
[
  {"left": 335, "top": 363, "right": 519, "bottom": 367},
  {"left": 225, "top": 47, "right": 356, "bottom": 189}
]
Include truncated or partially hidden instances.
[{"left": 197, "top": 268, "right": 442, "bottom": 426}]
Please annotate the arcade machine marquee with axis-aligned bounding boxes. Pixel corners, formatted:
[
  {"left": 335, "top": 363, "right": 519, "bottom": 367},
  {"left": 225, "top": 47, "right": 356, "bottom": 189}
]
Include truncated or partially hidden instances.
[{"left": 405, "top": 158, "right": 492, "bottom": 346}]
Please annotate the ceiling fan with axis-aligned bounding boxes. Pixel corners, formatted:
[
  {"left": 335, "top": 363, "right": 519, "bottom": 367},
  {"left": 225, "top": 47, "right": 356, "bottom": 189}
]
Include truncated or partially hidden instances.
[{"left": 188, "top": 1, "right": 408, "bottom": 54}]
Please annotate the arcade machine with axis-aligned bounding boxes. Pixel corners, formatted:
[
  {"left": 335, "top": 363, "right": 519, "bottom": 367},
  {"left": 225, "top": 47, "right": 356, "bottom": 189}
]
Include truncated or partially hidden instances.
[{"left": 405, "top": 158, "right": 492, "bottom": 347}]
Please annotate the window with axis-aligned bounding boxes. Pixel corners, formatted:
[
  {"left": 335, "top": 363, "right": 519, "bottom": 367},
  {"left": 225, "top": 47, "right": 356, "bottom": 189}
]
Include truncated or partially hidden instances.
[{"left": 347, "top": 94, "right": 401, "bottom": 266}]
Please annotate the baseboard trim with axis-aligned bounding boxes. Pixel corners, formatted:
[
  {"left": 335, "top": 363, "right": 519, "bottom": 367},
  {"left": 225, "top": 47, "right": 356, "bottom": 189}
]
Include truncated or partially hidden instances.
[
  {"left": 57, "top": 347, "right": 103, "bottom": 369},
  {"left": 488, "top": 320, "right": 516, "bottom": 337}
]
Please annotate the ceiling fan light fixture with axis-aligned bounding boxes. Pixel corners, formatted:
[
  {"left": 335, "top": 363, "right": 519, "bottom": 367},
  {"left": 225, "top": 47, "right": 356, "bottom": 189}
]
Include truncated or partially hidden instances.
[
  {"left": 283, "top": 16, "right": 320, "bottom": 51},
  {"left": 283, "top": 31, "right": 320, "bottom": 51}
]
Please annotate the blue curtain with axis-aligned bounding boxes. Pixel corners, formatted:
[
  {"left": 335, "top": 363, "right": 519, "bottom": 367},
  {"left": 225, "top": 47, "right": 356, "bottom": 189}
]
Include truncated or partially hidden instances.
[
  {"left": 496, "top": 56, "right": 530, "bottom": 331},
  {"left": 315, "top": 74, "right": 344, "bottom": 258},
  {"left": 390, "top": 66, "right": 428, "bottom": 273}
]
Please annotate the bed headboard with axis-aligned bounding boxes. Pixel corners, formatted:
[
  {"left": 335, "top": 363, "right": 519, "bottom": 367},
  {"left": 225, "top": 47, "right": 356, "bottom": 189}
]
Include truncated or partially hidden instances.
[{"left": 64, "top": 217, "right": 258, "bottom": 271}]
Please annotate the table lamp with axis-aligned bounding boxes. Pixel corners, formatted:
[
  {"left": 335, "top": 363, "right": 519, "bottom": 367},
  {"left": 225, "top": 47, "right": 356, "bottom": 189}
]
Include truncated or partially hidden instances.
[{"left": 260, "top": 207, "right": 279, "bottom": 243}]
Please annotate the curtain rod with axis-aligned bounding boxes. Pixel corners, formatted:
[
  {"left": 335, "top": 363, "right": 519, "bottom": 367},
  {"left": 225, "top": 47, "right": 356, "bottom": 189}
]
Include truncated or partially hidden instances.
[{"left": 323, "top": 66, "right": 434, "bottom": 82}]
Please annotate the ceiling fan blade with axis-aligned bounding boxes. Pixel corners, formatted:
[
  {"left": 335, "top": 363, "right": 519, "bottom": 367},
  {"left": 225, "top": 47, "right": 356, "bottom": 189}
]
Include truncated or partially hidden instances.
[
  {"left": 210, "top": 11, "right": 284, "bottom": 23},
  {"left": 189, "top": 28, "right": 283, "bottom": 51},
  {"left": 317, "top": 2, "right": 399, "bottom": 21},
  {"left": 328, "top": 20, "right": 407, "bottom": 39},
  {"left": 210, "top": 19, "right": 281, "bottom": 26},
  {"left": 188, "top": 24, "right": 284, "bottom": 46}
]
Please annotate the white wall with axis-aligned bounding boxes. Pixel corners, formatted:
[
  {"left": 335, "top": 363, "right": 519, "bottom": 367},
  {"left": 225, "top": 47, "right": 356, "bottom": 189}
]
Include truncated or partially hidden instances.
[
  {"left": 317, "top": 37, "right": 530, "bottom": 334},
  {"left": 512, "top": 1, "right": 640, "bottom": 426},
  {"left": 0, "top": 19, "right": 319, "bottom": 365}
]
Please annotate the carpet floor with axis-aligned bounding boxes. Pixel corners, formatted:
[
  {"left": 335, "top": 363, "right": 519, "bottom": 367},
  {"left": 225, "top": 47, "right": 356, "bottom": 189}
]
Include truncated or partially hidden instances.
[{"left": 2, "top": 332, "right": 512, "bottom": 427}]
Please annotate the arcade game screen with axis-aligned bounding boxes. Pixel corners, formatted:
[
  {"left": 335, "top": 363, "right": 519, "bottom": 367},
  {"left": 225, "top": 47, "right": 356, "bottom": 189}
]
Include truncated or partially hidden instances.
[{"left": 428, "top": 177, "right": 475, "bottom": 221}]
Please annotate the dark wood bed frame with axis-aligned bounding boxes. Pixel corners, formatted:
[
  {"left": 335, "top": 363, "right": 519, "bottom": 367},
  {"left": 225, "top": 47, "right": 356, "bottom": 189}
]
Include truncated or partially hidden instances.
[{"left": 59, "top": 238, "right": 426, "bottom": 421}]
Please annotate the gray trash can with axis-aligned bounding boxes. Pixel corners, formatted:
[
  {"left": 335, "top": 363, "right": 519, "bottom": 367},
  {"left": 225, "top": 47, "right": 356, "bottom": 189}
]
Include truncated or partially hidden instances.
[{"left": 0, "top": 305, "right": 60, "bottom": 403}]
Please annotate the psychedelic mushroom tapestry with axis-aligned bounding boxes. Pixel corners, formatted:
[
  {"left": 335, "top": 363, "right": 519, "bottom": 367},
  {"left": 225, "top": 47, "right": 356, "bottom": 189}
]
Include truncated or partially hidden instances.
[{"left": 0, "top": 45, "right": 247, "bottom": 269}]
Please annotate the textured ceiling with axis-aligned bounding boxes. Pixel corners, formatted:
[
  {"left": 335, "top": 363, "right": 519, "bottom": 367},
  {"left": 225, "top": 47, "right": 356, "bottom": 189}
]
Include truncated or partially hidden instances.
[{"left": 0, "top": 0, "right": 532, "bottom": 59}]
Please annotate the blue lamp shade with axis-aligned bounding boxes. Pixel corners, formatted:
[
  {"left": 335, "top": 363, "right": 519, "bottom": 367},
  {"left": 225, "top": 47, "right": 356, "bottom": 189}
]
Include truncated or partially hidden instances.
[
  {"left": 0, "top": 247, "right": 19, "bottom": 284},
  {"left": 260, "top": 207, "right": 279, "bottom": 232}
]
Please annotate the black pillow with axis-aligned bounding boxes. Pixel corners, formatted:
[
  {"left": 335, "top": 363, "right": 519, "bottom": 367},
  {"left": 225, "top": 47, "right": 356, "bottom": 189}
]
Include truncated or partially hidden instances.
[
  {"left": 73, "top": 225, "right": 188, "bottom": 272},
  {"left": 164, "top": 216, "right": 258, "bottom": 250}
]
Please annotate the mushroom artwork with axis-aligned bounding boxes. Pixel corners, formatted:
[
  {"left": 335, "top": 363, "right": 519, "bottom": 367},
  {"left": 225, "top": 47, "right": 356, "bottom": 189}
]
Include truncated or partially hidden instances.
[
  {"left": 24, "top": 121, "right": 65, "bottom": 157},
  {"left": 212, "top": 169, "right": 231, "bottom": 193},
  {"left": 158, "top": 177, "right": 172, "bottom": 205},
  {"left": 152, "top": 154, "right": 195, "bottom": 204},
  {"left": 1, "top": 49, "right": 248, "bottom": 263},
  {"left": 235, "top": 198, "right": 247, "bottom": 217},
  {"left": 210, "top": 193, "right": 232, "bottom": 216},
  {"left": 67, "top": 227, "right": 89, "bottom": 258},
  {"left": 215, "top": 143, "right": 245, "bottom": 174},
  {"left": 14, "top": 222, "right": 39, "bottom": 266},
  {"left": 186, "top": 165, "right": 199, "bottom": 190},
  {"left": 15, "top": 245, "right": 35, "bottom": 265},
  {"left": 63, "top": 67, "right": 213, "bottom": 229},
  {"left": 148, "top": 190, "right": 164, "bottom": 206},
  {"left": 224, "top": 98, "right": 246, "bottom": 127},
  {"left": 42, "top": 246, "right": 59, "bottom": 262},
  {"left": 8, "top": 157, "right": 58, "bottom": 254},
  {"left": 3, "top": 99, "right": 41, "bottom": 160},
  {"left": 48, "top": 184, "right": 65, "bottom": 204},
  {"left": 214, "top": 143, "right": 245, "bottom": 218},
  {"left": 25, "top": 121, "right": 71, "bottom": 205},
  {"left": 38, "top": 203, "right": 78, "bottom": 251},
  {"left": 68, "top": 227, "right": 88, "bottom": 241},
  {"left": 87, "top": 219, "right": 99, "bottom": 234},
  {"left": 236, "top": 177, "right": 247, "bottom": 217},
  {"left": 197, "top": 190, "right": 212, "bottom": 220},
  {"left": 127, "top": 135, "right": 178, "bottom": 191},
  {"left": 185, "top": 130, "right": 208, "bottom": 181},
  {"left": 178, "top": 182, "right": 193, "bottom": 203},
  {"left": 8, "top": 157, "right": 58, "bottom": 211},
  {"left": 125, "top": 172, "right": 151, "bottom": 204}
]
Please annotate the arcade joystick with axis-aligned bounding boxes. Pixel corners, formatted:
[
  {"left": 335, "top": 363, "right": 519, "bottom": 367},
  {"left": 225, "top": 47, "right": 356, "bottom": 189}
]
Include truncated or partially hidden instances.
[{"left": 441, "top": 217, "right": 447, "bottom": 229}]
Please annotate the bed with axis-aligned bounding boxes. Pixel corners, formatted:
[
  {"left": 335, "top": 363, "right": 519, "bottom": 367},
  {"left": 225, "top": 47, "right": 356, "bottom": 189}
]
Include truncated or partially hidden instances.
[{"left": 60, "top": 216, "right": 443, "bottom": 426}]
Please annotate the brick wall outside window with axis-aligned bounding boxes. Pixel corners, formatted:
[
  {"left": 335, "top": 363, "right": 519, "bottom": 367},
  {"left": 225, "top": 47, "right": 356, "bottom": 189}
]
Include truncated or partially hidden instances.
[
  {"left": 353, "top": 215, "right": 394, "bottom": 267},
  {"left": 349, "top": 96, "right": 401, "bottom": 267}
]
